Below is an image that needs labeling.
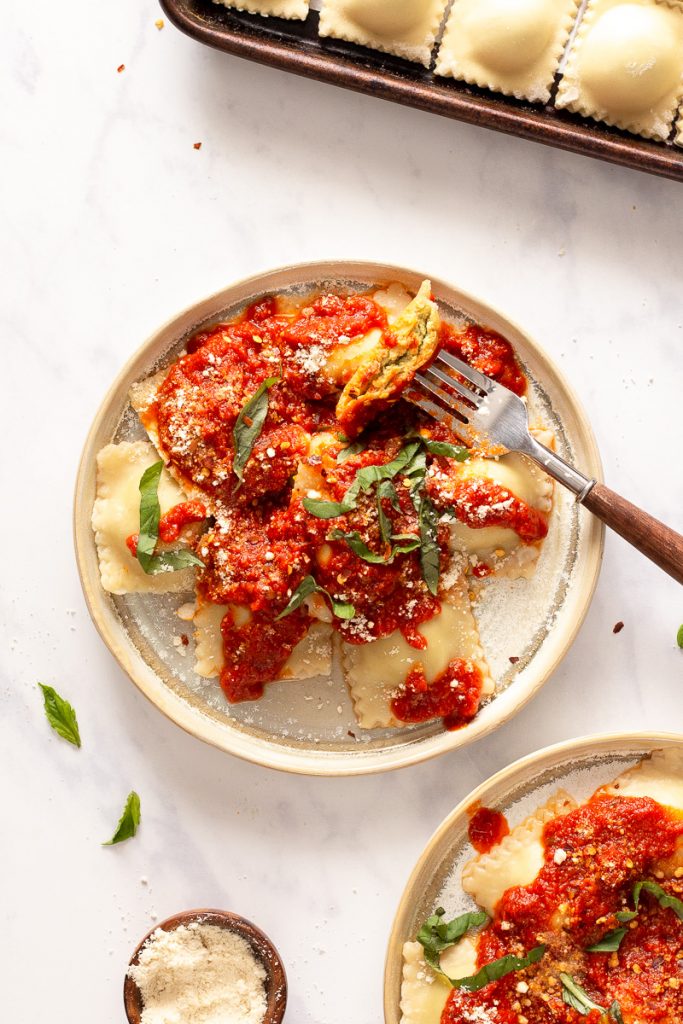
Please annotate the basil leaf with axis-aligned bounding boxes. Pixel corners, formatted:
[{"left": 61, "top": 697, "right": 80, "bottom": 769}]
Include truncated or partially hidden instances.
[
  {"left": 329, "top": 529, "right": 391, "bottom": 565},
  {"left": 302, "top": 497, "right": 354, "bottom": 519},
  {"left": 232, "top": 375, "right": 280, "bottom": 489},
  {"left": 559, "top": 973, "right": 605, "bottom": 1014},
  {"left": 136, "top": 461, "right": 164, "bottom": 569},
  {"left": 103, "top": 791, "right": 141, "bottom": 846},
  {"left": 337, "top": 441, "right": 365, "bottom": 463},
  {"left": 377, "top": 483, "right": 393, "bottom": 544},
  {"left": 677, "top": 624, "right": 683, "bottom": 649},
  {"left": 38, "top": 684, "right": 81, "bottom": 748},
  {"left": 418, "top": 494, "right": 441, "bottom": 596},
  {"left": 276, "top": 575, "right": 355, "bottom": 621},
  {"left": 615, "top": 910, "right": 638, "bottom": 923},
  {"left": 586, "top": 928, "right": 627, "bottom": 953},
  {"left": 417, "top": 908, "right": 488, "bottom": 974},
  {"left": 378, "top": 479, "right": 401, "bottom": 512},
  {"left": 633, "top": 880, "right": 683, "bottom": 921},
  {"left": 609, "top": 1000, "right": 625, "bottom": 1024},
  {"left": 453, "top": 945, "right": 546, "bottom": 993},
  {"left": 421, "top": 439, "right": 470, "bottom": 462},
  {"left": 136, "top": 462, "right": 204, "bottom": 574}
]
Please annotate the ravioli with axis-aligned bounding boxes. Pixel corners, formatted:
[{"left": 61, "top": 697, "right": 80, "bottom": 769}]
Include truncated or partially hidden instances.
[
  {"left": 343, "top": 578, "right": 492, "bottom": 729},
  {"left": 436, "top": 0, "right": 581, "bottom": 104},
  {"left": 429, "top": 438, "right": 553, "bottom": 580},
  {"left": 461, "top": 789, "right": 576, "bottom": 915},
  {"left": 400, "top": 939, "right": 478, "bottom": 1024},
  {"left": 212, "top": 0, "right": 309, "bottom": 18},
  {"left": 336, "top": 280, "right": 441, "bottom": 436},
  {"left": 318, "top": 0, "right": 448, "bottom": 67},
  {"left": 556, "top": 0, "right": 683, "bottom": 141},
  {"left": 193, "top": 599, "right": 333, "bottom": 681},
  {"left": 92, "top": 441, "right": 200, "bottom": 595}
]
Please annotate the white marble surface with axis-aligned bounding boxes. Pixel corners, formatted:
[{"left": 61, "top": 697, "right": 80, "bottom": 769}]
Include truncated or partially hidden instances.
[{"left": 3, "top": 3, "right": 683, "bottom": 1022}]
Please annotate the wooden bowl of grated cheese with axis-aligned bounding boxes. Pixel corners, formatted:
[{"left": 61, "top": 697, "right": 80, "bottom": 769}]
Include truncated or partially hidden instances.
[{"left": 124, "top": 908, "right": 287, "bottom": 1024}]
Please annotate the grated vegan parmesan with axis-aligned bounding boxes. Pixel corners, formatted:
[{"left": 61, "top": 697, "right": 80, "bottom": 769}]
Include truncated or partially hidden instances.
[{"left": 128, "top": 921, "right": 268, "bottom": 1024}]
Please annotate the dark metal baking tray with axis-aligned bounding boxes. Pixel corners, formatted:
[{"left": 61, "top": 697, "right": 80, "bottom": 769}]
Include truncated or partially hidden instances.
[{"left": 160, "top": 0, "right": 683, "bottom": 183}]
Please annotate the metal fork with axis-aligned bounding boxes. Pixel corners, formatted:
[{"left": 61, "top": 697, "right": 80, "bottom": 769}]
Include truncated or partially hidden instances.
[{"left": 409, "top": 350, "right": 683, "bottom": 585}]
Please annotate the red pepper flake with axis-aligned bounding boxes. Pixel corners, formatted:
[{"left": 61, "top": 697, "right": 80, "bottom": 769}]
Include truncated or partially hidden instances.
[
  {"left": 347, "top": 730, "right": 356, "bottom": 739},
  {"left": 509, "top": 655, "right": 519, "bottom": 664},
  {"left": 117, "top": 64, "right": 125, "bottom": 73},
  {"left": 180, "top": 634, "right": 189, "bottom": 646},
  {"left": 613, "top": 621, "right": 625, "bottom": 634},
  {"left": 193, "top": 141, "right": 202, "bottom": 150}
]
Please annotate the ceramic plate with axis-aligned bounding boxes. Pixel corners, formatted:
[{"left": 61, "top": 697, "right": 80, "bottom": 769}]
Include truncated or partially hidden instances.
[
  {"left": 383, "top": 731, "right": 683, "bottom": 1022},
  {"left": 74, "top": 260, "right": 603, "bottom": 775}
]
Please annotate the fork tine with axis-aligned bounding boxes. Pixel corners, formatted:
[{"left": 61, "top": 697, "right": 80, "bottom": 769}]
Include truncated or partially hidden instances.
[
  {"left": 406, "top": 387, "right": 469, "bottom": 426},
  {"left": 422, "top": 363, "right": 481, "bottom": 407},
  {"left": 435, "top": 350, "right": 494, "bottom": 393},
  {"left": 414, "top": 373, "right": 472, "bottom": 422}
]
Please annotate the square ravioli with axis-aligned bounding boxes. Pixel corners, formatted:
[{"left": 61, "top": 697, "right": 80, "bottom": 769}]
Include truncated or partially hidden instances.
[
  {"left": 556, "top": 0, "right": 683, "bottom": 141},
  {"left": 212, "top": 0, "right": 309, "bottom": 18},
  {"left": 435, "top": 0, "right": 581, "bottom": 104},
  {"left": 318, "top": 0, "right": 449, "bottom": 67}
]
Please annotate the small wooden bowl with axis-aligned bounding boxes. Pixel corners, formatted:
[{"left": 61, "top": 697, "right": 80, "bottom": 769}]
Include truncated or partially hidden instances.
[{"left": 124, "top": 908, "right": 287, "bottom": 1024}]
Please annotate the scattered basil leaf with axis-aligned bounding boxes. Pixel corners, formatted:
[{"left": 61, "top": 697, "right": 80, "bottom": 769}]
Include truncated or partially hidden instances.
[
  {"left": 302, "top": 497, "right": 355, "bottom": 519},
  {"left": 452, "top": 945, "right": 546, "bottom": 993},
  {"left": 609, "top": 1000, "right": 625, "bottom": 1023},
  {"left": 136, "top": 462, "right": 204, "bottom": 575},
  {"left": 418, "top": 494, "right": 441, "bottom": 596},
  {"left": 677, "top": 624, "right": 683, "bottom": 649},
  {"left": 232, "top": 375, "right": 280, "bottom": 489},
  {"left": 103, "top": 791, "right": 141, "bottom": 846},
  {"left": 421, "top": 438, "right": 470, "bottom": 462},
  {"left": 328, "top": 529, "right": 391, "bottom": 564},
  {"left": 615, "top": 909, "right": 638, "bottom": 923},
  {"left": 337, "top": 441, "right": 366, "bottom": 463},
  {"left": 559, "top": 973, "right": 605, "bottom": 1015},
  {"left": 38, "top": 684, "right": 81, "bottom": 748},
  {"left": 585, "top": 928, "right": 627, "bottom": 953},
  {"left": 276, "top": 575, "right": 355, "bottom": 621},
  {"left": 378, "top": 479, "right": 402, "bottom": 512},
  {"left": 417, "top": 907, "right": 488, "bottom": 974},
  {"left": 633, "top": 880, "right": 683, "bottom": 921}
]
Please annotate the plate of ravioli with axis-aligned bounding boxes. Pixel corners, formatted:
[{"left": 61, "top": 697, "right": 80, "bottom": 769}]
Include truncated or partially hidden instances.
[
  {"left": 75, "top": 261, "right": 602, "bottom": 774},
  {"left": 386, "top": 734, "right": 683, "bottom": 1023}
]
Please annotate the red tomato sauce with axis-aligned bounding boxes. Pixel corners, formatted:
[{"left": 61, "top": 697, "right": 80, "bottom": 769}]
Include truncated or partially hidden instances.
[
  {"left": 441, "top": 795, "right": 683, "bottom": 1023},
  {"left": 146, "top": 289, "right": 538, "bottom": 715},
  {"left": 468, "top": 806, "right": 510, "bottom": 854},
  {"left": 439, "top": 321, "right": 527, "bottom": 397},
  {"left": 391, "top": 659, "right": 483, "bottom": 730},
  {"left": 431, "top": 476, "right": 548, "bottom": 544}
]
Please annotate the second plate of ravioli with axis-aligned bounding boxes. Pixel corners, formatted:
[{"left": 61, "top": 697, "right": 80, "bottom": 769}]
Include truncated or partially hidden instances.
[
  {"left": 385, "top": 733, "right": 683, "bottom": 1023},
  {"left": 75, "top": 260, "right": 602, "bottom": 775}
]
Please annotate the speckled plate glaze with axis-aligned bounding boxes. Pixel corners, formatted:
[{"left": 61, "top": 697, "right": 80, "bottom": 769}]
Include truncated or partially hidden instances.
[
  {"left": 384, "top": 732, "right": 683, "bottom": 1023},
  {"left": 74, "top": 260, "right": 603, "bottom": 775}
]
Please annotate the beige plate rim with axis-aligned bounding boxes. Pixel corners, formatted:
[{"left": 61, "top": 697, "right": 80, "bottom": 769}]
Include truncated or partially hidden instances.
[
  {"left": 74, "top": 259, "right": 604, "bottom": 776},
  {"left": 383, "top": 729, "right": 683, "bottom": 1023}
]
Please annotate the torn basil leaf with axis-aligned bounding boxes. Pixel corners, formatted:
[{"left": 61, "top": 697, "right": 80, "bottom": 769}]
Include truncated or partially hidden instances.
[
  {"left": 417, "top": 908, "right": 489, "bottom": 975},
  {"left": 328, "top": 530, "right": 390, "bottom": 564},
  {"left": 421, "top": 438, "right": 470, "bottom": 462},
  {"left": 337, "top": 441, "right": 365, "bottom": 462},
  {"left": 453, "top": 945, "right": 546, "bottom": 993},
  {"left": 418, "top": 494, "right": 441, "bottom": 596},
  {"left": 586, "top": 928, "right": 627, "bottom": 953},
  {"left": 136, "top": 462, "right": 204, "bottom": 575},
  {"left": 633, "top": 880, "right": 683, "bottom": 921},
  {"left": 560, "top": 973, "right": 605, "bottom": 1014},
  {"left": 103, "top": 791, "right": 141, "bottom": 846},
  {"left": 38, "top": 684, "right": 81, "bottom": 748},
  {"left": 615, "top": 909, "right": 638, "bottom": 923},
  {"left": 232, "top": 375, "right": 280, "bottom": 489},
  {"left": 276, "top": 575, "right": 355, "bottom": 621},
  {"left": 302, "top": 496, "right": 355, "bottom": 519}
]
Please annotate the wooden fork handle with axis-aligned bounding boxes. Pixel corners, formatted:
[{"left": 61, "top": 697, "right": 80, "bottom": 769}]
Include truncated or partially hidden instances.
[{"left": 582, "top": 483, "right": 683, "bottom": 585}]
